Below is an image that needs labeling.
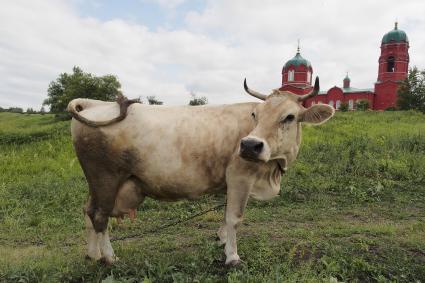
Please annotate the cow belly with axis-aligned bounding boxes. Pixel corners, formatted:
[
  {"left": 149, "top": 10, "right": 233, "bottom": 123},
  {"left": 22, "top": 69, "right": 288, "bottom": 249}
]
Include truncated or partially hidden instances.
[
  {"left": 131, "top": 172, "right": 227, "bottom": 201},
  {"left": 129, "top": 158, "right": 228, "bottom": 200},
  {"left": 124, "top": 154, "right": 230, "bottom": 199}
]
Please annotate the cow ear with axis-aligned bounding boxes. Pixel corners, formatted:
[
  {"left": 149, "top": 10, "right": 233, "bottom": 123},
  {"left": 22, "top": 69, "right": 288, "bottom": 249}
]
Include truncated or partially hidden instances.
[{"left": 299, "top": 104, "right": 335, "bottom": 124}]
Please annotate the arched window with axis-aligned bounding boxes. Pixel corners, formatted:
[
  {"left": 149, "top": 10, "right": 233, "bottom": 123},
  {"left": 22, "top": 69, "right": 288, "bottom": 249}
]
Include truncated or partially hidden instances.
[
  {"left": 307, "top": 71, "right": 311, "bottom": 83},
  {"left": 328, "top": 100, "right": 334, "bottom": 107},
  {"left": 336, "top": 100, "right": 341, "bottom": 109},
  {"left": 387, "top": 56, "right": 395, "bottom": 72},
  {"left": 348, "top": 99, "right": 354, "bottom": 110},
  {"left": 288, "top": 70, "right": 294, "bottom": 81}
]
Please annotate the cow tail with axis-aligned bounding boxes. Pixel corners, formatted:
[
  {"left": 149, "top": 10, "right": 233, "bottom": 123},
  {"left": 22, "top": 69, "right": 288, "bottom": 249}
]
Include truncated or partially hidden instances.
[{"left": 67, "top": 95, "right": 141, "bottom": 128}]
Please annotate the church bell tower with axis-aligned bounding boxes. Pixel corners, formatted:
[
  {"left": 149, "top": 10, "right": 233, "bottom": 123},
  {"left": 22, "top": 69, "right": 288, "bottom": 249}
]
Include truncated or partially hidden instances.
[{"left": 374, "top": 22, "right": 409, "bottom": 110}]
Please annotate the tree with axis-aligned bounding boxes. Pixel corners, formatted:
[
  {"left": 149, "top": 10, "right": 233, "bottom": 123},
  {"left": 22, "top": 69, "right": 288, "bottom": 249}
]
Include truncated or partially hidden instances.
[
  {"left": 146, "top": 96, "right": 163, "bottom": 105},
  {"left": 188, "top": 92, "right": 208, "bottom": 106},
  {"left": 26, "top": 108, "right": 36, "bottom": 114},
  {"left": 43, "top": 66, "right": 122, "bottom": 113},
  {"left": 397, "top": 67, "right": 425, "bottom": 113},
  {"left": 40, "top": 106, "right": 46, "bottom": 115},
  {"left": 8, "top": 107, "right": 23, "bottom": 113},
  {"left": 356, "top": 99, "right": 369, "bottom": 111}
]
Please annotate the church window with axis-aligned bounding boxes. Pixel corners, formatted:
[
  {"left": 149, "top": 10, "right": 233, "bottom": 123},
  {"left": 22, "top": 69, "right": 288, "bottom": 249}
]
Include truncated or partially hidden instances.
[
  {"left": 307, "top": 71, "right": 311, "bottom": 83},
  {"left": 336, "top": 100, "right": 341, "bottom": 109},
  {"left": 348, "top": 99, "right": 354, "bottom": 110},
  {"left": 387, "top": 56, "right": 395, "bottom": 72},
  {"left": 288, "top": 70, "right": 294, "bottom": 81}
]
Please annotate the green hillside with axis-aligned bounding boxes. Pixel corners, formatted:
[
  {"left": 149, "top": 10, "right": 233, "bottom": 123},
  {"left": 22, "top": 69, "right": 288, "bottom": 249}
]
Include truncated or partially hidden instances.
[{"left": 0, "top": 111, "right": 424, "bottom": 282}]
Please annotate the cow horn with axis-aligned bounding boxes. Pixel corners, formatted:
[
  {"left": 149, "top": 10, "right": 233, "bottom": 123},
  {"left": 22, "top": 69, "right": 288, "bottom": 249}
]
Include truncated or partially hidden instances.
[
  {"left": 244, "top": 78, "right": 267, "bottom": 101},
  {"left": 298, "top": 76, "right": 320, "bottom": 101}
]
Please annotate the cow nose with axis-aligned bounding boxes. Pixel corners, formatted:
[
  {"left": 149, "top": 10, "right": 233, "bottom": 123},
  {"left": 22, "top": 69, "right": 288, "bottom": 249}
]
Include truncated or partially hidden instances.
[{"left": 240, "top": 139, "right": 264, "bottom": 155}]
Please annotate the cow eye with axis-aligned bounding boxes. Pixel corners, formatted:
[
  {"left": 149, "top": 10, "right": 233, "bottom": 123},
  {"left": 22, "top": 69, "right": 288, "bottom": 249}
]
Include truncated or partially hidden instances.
[
  {"left": 282, "top": 114, "right": 295, "bottom": 123},
  {"left": 251, "top": 112, "right": 256, "bottom": 119}
]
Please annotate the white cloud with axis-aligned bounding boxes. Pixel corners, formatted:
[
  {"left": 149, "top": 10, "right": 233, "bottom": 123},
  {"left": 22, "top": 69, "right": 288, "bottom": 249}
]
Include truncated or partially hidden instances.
[
  {"left": 186, "top": 0, "right": 425, "bottom": 90},
  {"left": 0, "top": 0, "right": 424, "bottom": 109}
]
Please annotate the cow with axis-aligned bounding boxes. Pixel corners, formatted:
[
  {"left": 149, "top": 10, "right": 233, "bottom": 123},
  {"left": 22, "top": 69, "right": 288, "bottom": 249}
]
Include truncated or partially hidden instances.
[{"left": 67, "top": 77, "right": 334, "bottom": 266}]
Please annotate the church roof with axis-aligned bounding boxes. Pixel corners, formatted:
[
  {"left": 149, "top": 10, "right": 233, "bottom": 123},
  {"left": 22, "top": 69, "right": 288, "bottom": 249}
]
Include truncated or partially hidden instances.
[
  {"left": 284, "top": 51, "right": 311, "bottom": 68},
  {"left": 318, "top": 87, "right": 373, "bottom": 95},
  {"left": 342, "top": 87, "right": 373, "bottom": 93},
  {"left": 382, "top": 22, "right": 409, "bottom": 44}
]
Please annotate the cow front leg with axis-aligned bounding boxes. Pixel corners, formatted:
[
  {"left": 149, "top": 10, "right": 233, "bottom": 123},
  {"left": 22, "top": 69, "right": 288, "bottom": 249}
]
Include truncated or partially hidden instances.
[
  {"left": 217, "top": 209, "right": 227, "bottom": 245},
  {"left": 217, "top": 223, "right": 227, "bottom": 245},
  {"left": 224, "top": 185, "right": 249, "bottom": 266}
]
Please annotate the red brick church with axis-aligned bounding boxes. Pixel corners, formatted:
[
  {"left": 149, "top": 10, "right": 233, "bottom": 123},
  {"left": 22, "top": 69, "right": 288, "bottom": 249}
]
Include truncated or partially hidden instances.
[{"left": 280, "top": 22, "right": 409, "bottom": 110}]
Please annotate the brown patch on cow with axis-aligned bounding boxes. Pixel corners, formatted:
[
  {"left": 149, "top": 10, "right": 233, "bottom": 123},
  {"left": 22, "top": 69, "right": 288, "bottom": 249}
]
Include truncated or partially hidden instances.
[{"left": 73, "top": 123, "right": 141, "bottom": 232}]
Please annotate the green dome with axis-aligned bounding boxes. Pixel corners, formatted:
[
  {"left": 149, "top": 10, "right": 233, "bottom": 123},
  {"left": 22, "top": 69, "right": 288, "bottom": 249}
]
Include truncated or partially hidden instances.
[
  {"left": 382, "top": 22, "right": 408, "bottom": 44},
  {"left": 284, "top": 52, "right": 311, "bottom": 69}
]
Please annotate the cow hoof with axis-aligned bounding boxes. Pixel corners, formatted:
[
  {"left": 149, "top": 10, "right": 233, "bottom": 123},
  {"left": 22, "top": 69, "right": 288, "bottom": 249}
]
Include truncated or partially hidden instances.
[
  {"left": 225, "top": 259, "right": 242, "bottom": 267},
  {"left": 99, "top": 255, "right": 119, "bottom": 265},
  {"left": 85, "top": 254, "right": 101, "bottom": 262},
  {"left": 225, "top": 255, "right": 241, "bottom": 267}
]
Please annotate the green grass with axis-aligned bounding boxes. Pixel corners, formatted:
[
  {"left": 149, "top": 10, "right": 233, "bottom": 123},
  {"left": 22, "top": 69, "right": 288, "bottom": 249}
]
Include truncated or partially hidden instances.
[{"left": 0, "top": 111, "right": 424, "bottom": 282}]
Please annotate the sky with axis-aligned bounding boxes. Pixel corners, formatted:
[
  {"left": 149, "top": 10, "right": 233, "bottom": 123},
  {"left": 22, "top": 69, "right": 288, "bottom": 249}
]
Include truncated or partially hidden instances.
[{"left": 1, "top": 0, "right": 425, "bottom": 109}]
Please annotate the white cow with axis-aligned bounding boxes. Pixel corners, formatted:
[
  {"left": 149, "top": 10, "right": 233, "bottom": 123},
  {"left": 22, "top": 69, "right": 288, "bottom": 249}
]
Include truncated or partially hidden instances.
[{"left": 67, "top": 77, "right": 334, "bottom": 265}]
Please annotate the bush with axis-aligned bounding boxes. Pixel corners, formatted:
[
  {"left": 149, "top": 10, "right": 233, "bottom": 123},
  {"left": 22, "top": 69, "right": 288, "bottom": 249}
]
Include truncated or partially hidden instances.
[
  {"left": 26, "top": 108, "right": 37, "bottom": 114},
  {"left": 189, "top": 96, "right": 208, "bottom": 106},
  {"left": 356, "top": 100, "right": 369, "bottom": 111},
  {"left": 54, "top": 112, "right": 72, "bottom": 121},
  {"left": 339, "top": 102, "right": 349, "bottom": 112},
  {"left": 147, "top": 96, "right": 163, "bottom": 105}
]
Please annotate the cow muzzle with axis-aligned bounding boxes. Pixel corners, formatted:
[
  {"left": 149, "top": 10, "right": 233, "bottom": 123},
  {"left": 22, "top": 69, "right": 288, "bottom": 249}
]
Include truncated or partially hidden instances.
[{"left": 239, "top": 137, "right": 270, "bottom": 162}]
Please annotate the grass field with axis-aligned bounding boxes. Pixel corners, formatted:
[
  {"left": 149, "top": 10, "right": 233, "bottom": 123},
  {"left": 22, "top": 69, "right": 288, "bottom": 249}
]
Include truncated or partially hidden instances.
[{"left": 0, "top": 111, "right": 424, "bottom": 282}]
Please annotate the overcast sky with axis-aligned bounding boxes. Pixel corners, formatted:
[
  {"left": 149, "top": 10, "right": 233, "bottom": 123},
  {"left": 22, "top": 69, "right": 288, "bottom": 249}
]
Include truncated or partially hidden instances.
[{"left": 1, "top": 0, "right": 424, "bottom": 109}]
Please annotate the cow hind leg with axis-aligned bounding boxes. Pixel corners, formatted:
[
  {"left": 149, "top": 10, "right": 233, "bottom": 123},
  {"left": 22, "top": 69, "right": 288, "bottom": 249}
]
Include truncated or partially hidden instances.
[
  {"left": 97, "top": 230, "right": 117, "bottom": 264},
  {"left": 84, "top": 172, "right": 127, "bottom": 264},
  {"left": 90, "top": 211, "right": 118, "bottom": 264},
  {"left": 84, "top": 204, "right": 101, "bottom": 260},
  {"left": 84, "top": 197, "right": 117, "bottom": 263}
]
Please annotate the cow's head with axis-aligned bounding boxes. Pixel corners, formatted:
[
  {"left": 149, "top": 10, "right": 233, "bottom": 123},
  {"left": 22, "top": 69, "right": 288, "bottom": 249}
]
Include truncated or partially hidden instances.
[{"left": 239, "top": 77, "right": 334, "bottom": 172}]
